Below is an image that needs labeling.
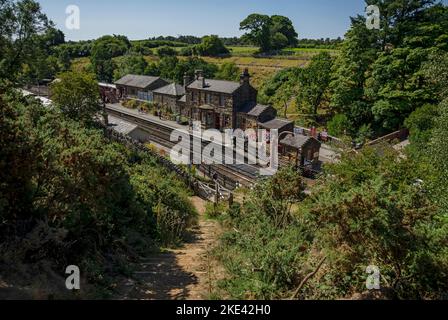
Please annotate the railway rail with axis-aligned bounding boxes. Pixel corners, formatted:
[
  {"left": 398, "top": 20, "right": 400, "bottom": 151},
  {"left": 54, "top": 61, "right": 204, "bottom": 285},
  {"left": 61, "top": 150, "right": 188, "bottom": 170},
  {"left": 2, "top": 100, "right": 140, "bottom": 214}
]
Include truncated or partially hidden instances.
[{"left": 106, "top": 105, "right": 262, "bottom": 188}]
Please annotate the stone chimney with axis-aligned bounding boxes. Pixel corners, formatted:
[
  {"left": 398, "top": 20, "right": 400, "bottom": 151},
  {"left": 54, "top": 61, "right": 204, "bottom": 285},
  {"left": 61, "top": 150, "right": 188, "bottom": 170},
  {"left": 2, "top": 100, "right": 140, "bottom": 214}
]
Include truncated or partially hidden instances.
[
  {"left": 240, "top": 68, "right": 250, "bottom": 85},
  {"left": 195, "top": 69, "right": 203, "bottom": 80},
  {"left": 198, "top": 76, "right": 206, "bottom": 88}
]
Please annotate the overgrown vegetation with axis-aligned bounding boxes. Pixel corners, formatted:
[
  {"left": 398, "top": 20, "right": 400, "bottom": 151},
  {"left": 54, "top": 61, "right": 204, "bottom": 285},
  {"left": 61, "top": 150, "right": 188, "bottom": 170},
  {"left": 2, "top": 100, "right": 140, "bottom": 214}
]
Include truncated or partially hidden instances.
[
  {"left": 0, "top": 0, "right": 197, "bottom": 298},
  {"left": 215, "top": 146, "right": 448, "bottom": 299}
]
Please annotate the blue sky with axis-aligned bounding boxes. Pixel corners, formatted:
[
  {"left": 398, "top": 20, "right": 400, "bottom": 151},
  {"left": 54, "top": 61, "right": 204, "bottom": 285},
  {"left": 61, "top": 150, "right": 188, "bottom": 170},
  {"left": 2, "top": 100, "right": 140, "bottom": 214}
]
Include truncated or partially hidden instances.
[{"left": 37, "top": 0, "right": 445, "bottom": 41}]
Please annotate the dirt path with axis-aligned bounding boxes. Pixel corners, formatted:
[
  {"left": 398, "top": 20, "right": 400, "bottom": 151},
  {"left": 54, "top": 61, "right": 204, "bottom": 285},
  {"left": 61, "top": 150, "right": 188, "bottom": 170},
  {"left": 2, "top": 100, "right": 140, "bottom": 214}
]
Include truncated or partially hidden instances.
[{"left": 116, "top": 197, "right": 223, "bottom": 300}]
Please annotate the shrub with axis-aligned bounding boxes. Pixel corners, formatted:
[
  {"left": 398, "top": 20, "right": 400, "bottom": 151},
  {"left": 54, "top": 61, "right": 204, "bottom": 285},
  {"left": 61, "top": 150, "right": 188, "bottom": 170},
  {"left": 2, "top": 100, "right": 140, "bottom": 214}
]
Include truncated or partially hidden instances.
[{"left": 327, "top": 114, "right": 350, "bottom": 137}]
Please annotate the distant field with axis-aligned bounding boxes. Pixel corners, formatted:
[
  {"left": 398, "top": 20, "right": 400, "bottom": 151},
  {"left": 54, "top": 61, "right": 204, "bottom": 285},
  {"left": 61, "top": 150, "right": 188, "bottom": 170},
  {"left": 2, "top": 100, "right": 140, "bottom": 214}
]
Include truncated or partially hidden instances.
[
  {"left": 228, "top": 46, "right": 259, "bottom": 56},
  {"left": 143, "top": 54, "right": 310, "bottom": 87},
  {"left": 72, "top": 46, "right": 335, "bottom": 88},
  {"left": 197, "top": 56, "right": 308, "bottom": 88}
]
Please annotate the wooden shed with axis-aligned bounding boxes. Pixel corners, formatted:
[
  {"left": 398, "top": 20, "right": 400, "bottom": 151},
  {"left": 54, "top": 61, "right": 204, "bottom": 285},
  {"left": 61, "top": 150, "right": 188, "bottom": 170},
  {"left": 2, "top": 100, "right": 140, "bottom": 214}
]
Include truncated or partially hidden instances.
[{"left": 279, "top": 134, "right": 321, "bottom": 167}]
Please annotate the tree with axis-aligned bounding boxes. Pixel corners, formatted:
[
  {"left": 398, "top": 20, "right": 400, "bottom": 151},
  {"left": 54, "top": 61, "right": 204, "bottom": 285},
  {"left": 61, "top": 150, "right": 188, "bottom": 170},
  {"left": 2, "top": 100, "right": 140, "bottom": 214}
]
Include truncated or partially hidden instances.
[
  {"left": 422, "top": 50, "right": 448, "bottom": 101},
  {"left": 296, "top": 52, "right": 333, "bottom": 117},
  {"left": 306, "top": 146, "right": 447, "bottom": 299},
  {"left": 428, "top": 99, "right": 448, "bottom": 211},
  {"left": 240, "top": 14, "right": 272, "bottom": 52},
  {"left": 215, "top": 62, "right": 240, "bottom": 81},
  {"left": 330, "top": 1, "right": 448, "bottom": 138},
  {"left": 43, "top": 27, "right": 65, "bottom": 47},
  {"left": 327, "top": 114, "right": 350, "bottom": 137},
  {"left": 90, "top": 35, "right": 130, "bottom": 82},
  {"left": 329, "top": 15, "right": 380, "bottom": 135},
  {"left": 0, "top": 0, "right": 52, "bottom": 83},
  {"left": 195, "top": 35, "right": 229, "bottom": 56},
  {"left": 270, "top": 15, "right": 298, "bottom": 47},
  {"left": 50, "top": 72, "right": 101, "bottom": 124},
  {"left": 156, "top": 46, "right": 177, "bottom": 57},
  {"left": 174, "top": 57, "right": 218, "bottom": 83},
  {"left": 113, "top": 53, "right": 148, "bottom": 81},
  {"left": 271, "top": 33, "right": 289, "bottom": 50},
  {"left": 240, "top": 14, "right": 298, "bottom": 52}
]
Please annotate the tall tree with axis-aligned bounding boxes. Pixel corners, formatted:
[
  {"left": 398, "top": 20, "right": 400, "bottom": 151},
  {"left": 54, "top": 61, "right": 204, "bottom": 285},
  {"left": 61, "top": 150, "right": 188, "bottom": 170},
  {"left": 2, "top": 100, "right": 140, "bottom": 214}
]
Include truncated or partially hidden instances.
[
  {"left": 113, "top": 53, "right": 148, "bottom": 81},
  {"left": 240, "top": 14, "right": 298, "bottom": 52},
  {"left": 50, "top": 72, "right": 101, "bottom": 124},
  {"left": 296, "top": 52, "right": 334, "bottom": 117},
  {"left": 195, "top": 35, "right": 229, "bottom": 56},
  {"left": 90, "top": 35, "right": 130, "bottom": 82},
  {"left": 0, "top": 0, "right": 51, "bottom": 83},
  {"left": 270, "top": 15, "right": 298, "bottom": 47},
  {"left": 240, "top": 14, "right": 272, "bottom": 52}
]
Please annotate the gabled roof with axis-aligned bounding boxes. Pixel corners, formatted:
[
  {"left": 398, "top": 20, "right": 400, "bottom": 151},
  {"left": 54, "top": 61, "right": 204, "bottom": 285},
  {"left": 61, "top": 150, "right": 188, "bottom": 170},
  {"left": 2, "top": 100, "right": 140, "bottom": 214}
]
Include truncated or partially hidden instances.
[
  {"left": 108, "top": 115, "right": 138, "bottom": 135},
  {"left": 187, "top": 79, "right": 242, "bottom": 94},
  {"left": 115, "top": 74, "right": 161, "bottom": 89},
  {"left": 247, "top": 104, "right": 273, "bottom": 117},
  {"left": 153, "top": 83, "right": 186, "bottom": 97},
  {"left": 178, "top": 95, "right": 187, "bottom": 103},
  {"left": 280, "top": 134, "right": 321, "bottom": 150},
  {"left": 259, "top": 118, "right": 294, "bottom": 130}
]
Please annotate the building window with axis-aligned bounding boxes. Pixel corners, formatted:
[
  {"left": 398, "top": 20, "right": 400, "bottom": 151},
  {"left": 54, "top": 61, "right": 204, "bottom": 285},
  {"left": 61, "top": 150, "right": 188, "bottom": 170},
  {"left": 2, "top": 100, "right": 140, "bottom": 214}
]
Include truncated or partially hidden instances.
[
  {"left": 219, "top": 95, "right": 224, "bottom": 106},
  {"left": 206, "top": 93, "right": 211, "bottom": 104}
]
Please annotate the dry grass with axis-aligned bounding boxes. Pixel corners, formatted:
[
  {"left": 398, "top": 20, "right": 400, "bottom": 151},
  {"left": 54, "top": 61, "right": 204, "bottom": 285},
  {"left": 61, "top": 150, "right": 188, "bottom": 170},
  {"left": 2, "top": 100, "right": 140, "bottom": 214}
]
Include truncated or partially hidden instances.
[{"left": 72, "top": 49, "right": 322, "bottom": 89}]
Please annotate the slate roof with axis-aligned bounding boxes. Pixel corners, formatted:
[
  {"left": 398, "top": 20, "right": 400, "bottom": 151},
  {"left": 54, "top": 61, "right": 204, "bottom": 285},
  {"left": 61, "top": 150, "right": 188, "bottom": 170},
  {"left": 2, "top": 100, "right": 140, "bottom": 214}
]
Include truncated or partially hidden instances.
[
  {"left": 108, "top": 115, "right": 138, "bottom": 135},
  {"left": 247, "top": 104, "right": 272, "bottom": 117},
  {"left": 187, "top": 79, "right": 241, "bottom": 94},
  {"left": 115, "top": 75, "right": 161, "bottom": 89},
  {"left": 153, "top": 83, "right": 186, "bottom": 97},
  {"left": 259, "top": 118, "right": 294, "bottom": 130},
  {"left": 280, "top": 134, "right": 320, "bottom": 150},
  {"left": 178, "top": 95, "right": 187, "bottom": 103}
]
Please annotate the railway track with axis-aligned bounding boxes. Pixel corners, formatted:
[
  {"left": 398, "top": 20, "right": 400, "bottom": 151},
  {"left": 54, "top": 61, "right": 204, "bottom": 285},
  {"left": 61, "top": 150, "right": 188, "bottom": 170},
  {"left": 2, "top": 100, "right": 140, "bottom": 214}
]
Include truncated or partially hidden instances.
[{"left": 106, "top": 105, "right": 261, "bottom": 187}]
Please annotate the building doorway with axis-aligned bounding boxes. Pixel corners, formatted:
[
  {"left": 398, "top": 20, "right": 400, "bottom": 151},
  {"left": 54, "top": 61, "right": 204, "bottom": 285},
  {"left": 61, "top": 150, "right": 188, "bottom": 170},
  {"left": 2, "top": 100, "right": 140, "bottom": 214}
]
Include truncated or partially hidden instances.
[{"left": 215, "top": 113, "right": 221, "bottom": 130}]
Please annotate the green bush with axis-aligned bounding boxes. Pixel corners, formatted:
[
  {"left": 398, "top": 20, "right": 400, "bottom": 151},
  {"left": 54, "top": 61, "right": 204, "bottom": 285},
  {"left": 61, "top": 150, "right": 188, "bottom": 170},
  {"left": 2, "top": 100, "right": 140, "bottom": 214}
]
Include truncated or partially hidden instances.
[{"left": 327, "top": 114, "right": 350, "bottom": 137}]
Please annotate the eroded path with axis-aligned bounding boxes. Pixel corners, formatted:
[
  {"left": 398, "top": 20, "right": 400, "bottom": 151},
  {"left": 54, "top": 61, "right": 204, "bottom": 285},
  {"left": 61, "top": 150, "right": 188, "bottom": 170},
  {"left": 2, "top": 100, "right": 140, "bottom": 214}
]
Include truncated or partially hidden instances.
[{"left": 116, "top": 197, "right": 223, "bottom": 300}]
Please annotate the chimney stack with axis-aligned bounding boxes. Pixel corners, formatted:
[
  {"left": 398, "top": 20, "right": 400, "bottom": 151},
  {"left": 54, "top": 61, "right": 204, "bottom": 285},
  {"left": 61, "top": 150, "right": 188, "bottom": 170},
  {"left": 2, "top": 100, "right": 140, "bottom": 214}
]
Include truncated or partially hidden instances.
[
  {"left": 195, "top": 69, "right": 203, "bottom": 80},
  {"left": 240, "top": 68, "right": 250, "bottom": 85}
]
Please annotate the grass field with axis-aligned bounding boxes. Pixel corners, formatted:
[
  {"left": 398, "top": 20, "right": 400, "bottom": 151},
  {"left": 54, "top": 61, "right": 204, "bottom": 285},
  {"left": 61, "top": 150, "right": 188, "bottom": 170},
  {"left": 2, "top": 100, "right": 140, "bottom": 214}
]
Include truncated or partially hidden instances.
[{"left": 72, "top": 47, "right": 337, "bottom": 89}]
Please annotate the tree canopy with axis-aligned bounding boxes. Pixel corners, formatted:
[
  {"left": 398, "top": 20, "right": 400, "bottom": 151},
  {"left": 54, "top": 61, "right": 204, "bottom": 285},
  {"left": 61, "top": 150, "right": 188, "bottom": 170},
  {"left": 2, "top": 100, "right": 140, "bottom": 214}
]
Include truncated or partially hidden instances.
[{"left": 240, "top": 14, "right": 298, "bottom": 52}]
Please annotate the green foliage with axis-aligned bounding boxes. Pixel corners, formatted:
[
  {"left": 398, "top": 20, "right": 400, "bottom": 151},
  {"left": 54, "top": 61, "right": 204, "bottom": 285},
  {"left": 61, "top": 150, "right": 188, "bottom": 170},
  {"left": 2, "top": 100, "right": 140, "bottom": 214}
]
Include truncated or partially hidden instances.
[
  {"left": 270, "top": 15, "right": 298, "bottom": 47},
  {"left": 422, "top": 50, "right": 448, "bottom": 101},
  {"left": 296, "top": 52, "right": 334, "bottom": 116},
  {"left": 154, "top": 56, "right": 218, "bottom": 84},
  {"left": 50, "top": 71, "right": 101, "bottom": 124},
  {"left": 405, "top": 103, "right": 440, "bottom": 154},
  {"left": 240, "top": 14, "right": 298, "bottom": 52},
  {"left": 91, "top": 35, "right": 130, "bottom": 82},
  {"left": 428, "top": 99, "right": 448, "bottom": 211},
  {"left": 330, "top": 1, "right": 448, "bottom": 138},
  {"left": 0, "top": 0, "right": 53, "bottom": 84},
  {"left": 215, "top": 62, "right": 241, "bottom": 81},
  {"left": 156, "top": 46, "right": 177, "bottom": 57},
  {"left": 0, "top": 90, "right": 197, "bottom": 295},
  {"left": 195, "top": 35, "right": 229, "bottom": 57},
  {"left": 216, "top": 148, "right": 448, "bottom": 300},
  {"left": 327, "top": 114, "right": 350, "bottom": 137},
  {"left": 113, "top": 53, "right": 148, "bottom": 81}
]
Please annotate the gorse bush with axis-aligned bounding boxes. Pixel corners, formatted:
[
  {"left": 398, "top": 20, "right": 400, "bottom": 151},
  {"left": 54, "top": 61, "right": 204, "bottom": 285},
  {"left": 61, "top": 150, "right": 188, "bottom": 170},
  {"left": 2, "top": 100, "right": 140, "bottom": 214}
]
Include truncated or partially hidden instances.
[
  {"left": 215, "top": 150, "right": 448, "bottom": 300},
  {"left": 0, "top": 91, "right": 197, "bottom": 297}
]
